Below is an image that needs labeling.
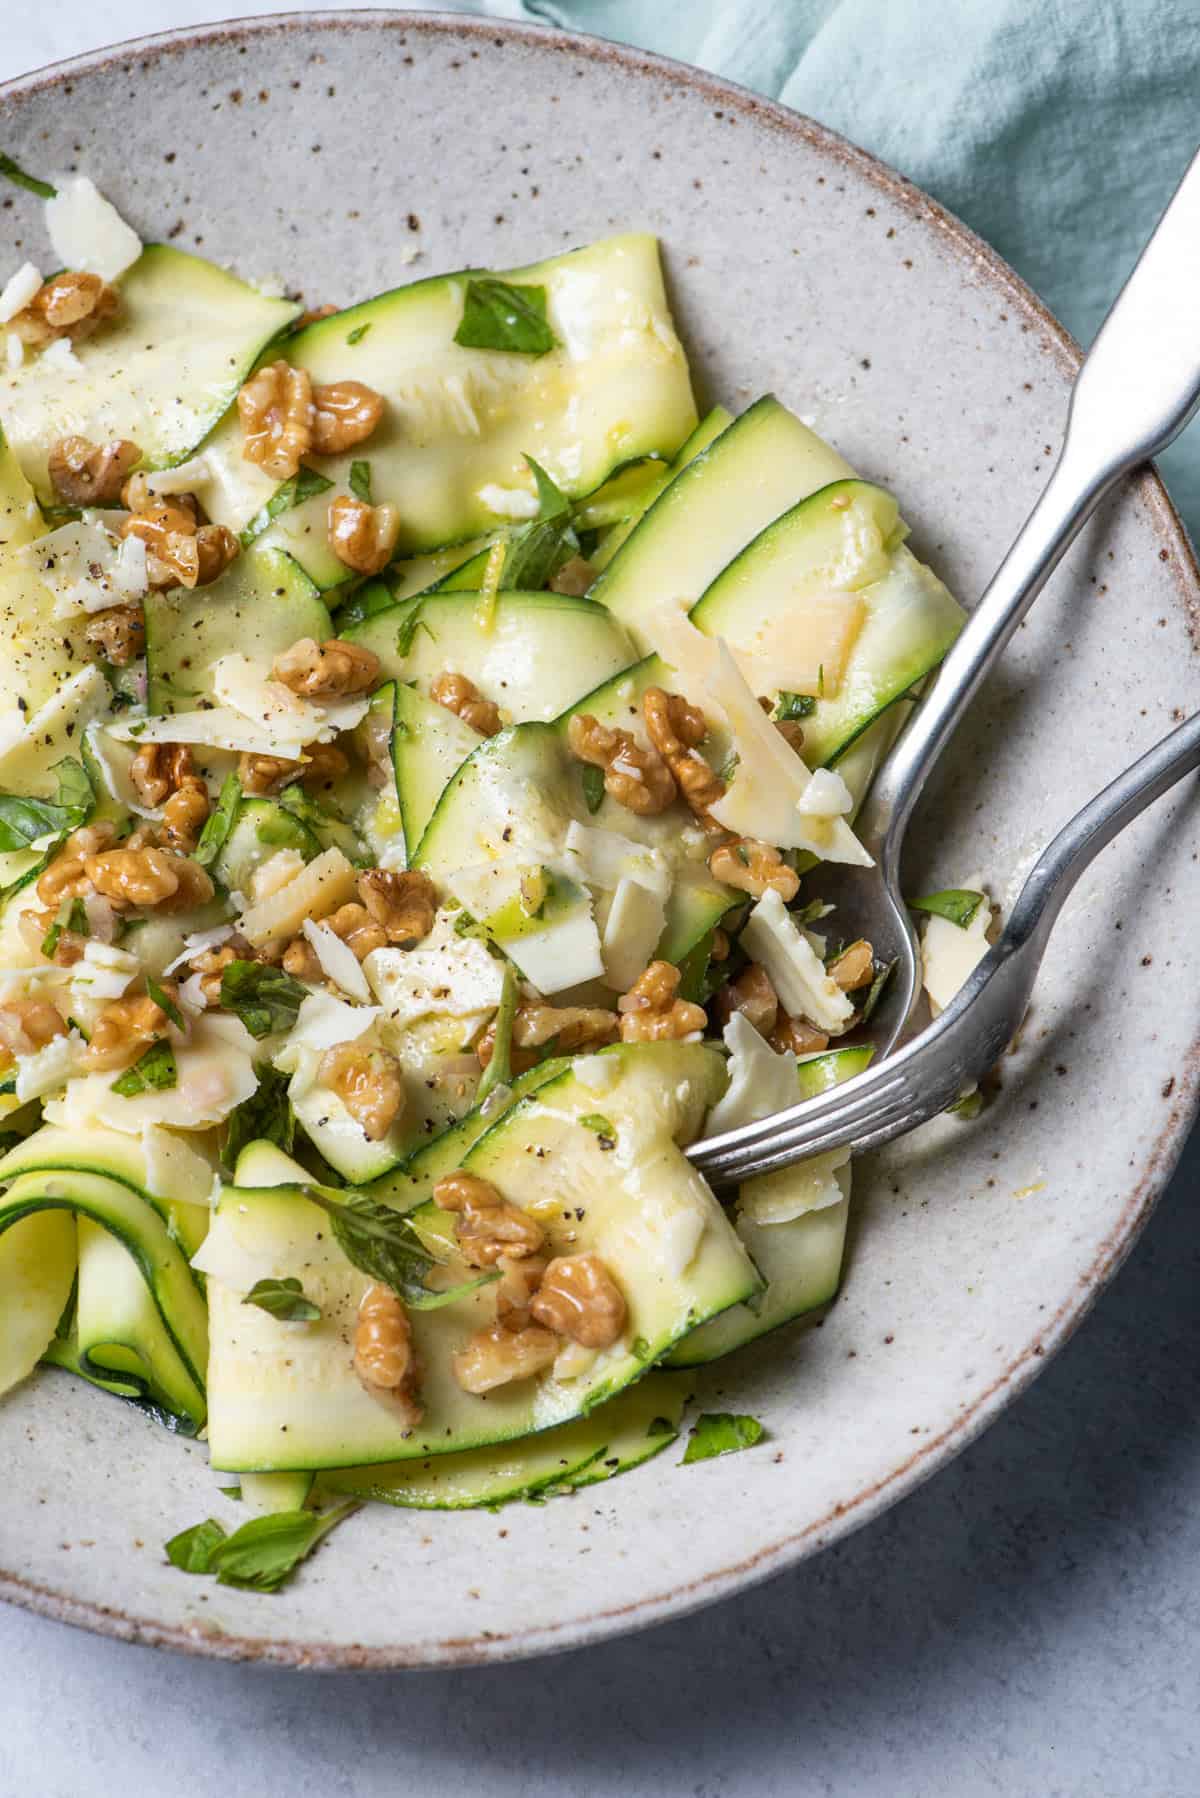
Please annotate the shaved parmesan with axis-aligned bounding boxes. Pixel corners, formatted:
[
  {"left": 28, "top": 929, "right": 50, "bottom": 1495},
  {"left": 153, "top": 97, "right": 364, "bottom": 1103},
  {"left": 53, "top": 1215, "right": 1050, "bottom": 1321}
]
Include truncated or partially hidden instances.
[
  {"left": 69, "top": 940, "right": 141, "bottom": 1002},
  {"left": 14, "top": 1030, "right": 84, "bottom": 1104},
  {"left": 728, "top": 594, "right": 865, "bottom": 698},
  {"left": 563, "top": 819, "right": 670, "bottom": 899},
  {"left": 24, "top": 518, "right": 133, "bottom": 618},
  {"left": 279, "top": 988, "right": 380, "bottom": 1054},
  {"left": 0, "top": 261, "right": 43, "bottom": 323},
  {"left": 921, "top": 876, "right": 994, "bottom": 1015},
  {"left": 46, "top": 1037, "right": 257, "bottom": 1135},
  {"left": 705, "top": 1012, "right": 799, "bottom": 1136},
  {"left": 741, "top": 889, "right": 855, "bottom": 1034},
  {"left": 5, "top": 333, "right": 23, "bottom": 371},
  {"left": 141, "top": 1125, "right": 221, "bottom": 1208},
  {"left": 213, "top": 653, "right": 370, "bottom": 744},
  {"left": 601, "top": 875, "right": 666, "bottom": 991},
  {"left": 573, "top": 1053, "right": 620, "bottom": 1094},
  {"left": 142, "top": 456, "right": 211, "bottom": 497},
  {"left": 45, "top": 176, "right": 141, "bottom": 282},
  {"left": 740, "top": 1155, "right": 850, "bottom": 1224},
  {"left": 191, "top": 1209, "right": 284, "bottom": 1291},
  {"left": 162, "top": 923, "right": 235, "bottom": 977},
  {"left": 0, "top": 666, "right": 110, "bottom": 787},
  {"left": 798, "top": 766, "right": 854, "bottom": 818},
  {"left": 364, "top": 914, "right": 505, "bottom": 1034},
  {"left": 301, "top": 918, "right": 372, "bottom": 1002},
  {"left": 249, "top": 849, "right": 306, "bottom": 905},
  {"left": 508, "top": 905, "right": 605, "bottom": 995},
  {"left": 237, "top": 847, "right": 358, "bottom": 948}
]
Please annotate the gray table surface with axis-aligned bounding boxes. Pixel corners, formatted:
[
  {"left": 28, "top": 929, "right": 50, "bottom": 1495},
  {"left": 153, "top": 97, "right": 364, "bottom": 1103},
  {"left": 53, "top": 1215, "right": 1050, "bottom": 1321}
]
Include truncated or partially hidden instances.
[{"left": 3, "top": 7, "right": 1199, "bottom": 1794}]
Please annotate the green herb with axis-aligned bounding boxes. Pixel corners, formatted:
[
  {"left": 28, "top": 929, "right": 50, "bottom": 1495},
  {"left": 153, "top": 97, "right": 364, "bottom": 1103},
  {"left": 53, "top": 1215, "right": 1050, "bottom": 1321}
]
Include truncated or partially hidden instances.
[
  {"left": 775, "top": 691, "right": 817, "bottom": 721},
  {"left": 41, "top": 895, "right": 87, "bottom": 958},
  {"left": 580, "top": 1113, "right": 616, "bottom": 1142},
  {"left": 948, "top": 1088, "right": 984, "bottom": 1120},
  {"left": 39, "top": 910, "right": 63, "bottom": 967},
  {"left": 908, "top": 889, "right": 986, "bottom": 929},
  {"left": 220, "top": 962, "right": 308, "bottom": 1039},
  {"left": 111, "top": 1040, "right": 177, "bottom": 1097},
  {"left": 453, "top": 908, "right": 484, "bottom": 939},
  {"left": 631, "top": 1335, "right": 651, "bottom": 1360},
  {"left": 581, "top": 763, "right": 605, "bottom": 815},
  {"left": 0, "top": 152, "right": 56, "bottom": 199},
  {"left": 224, "top": 1064, "right": 296, "bottom": 1169},
  {"left": 193, "top": 771, "right": 242, "bottom": 867},
  {"left": 165, "top": 1517, "right": 227, "bottom": 1574},
  {"left": 476, "top": 960, "right": 519, "bottom": 1104},
  {"left": 334, "top": 578, "right": 393, "bottom": 628},
  {"left": 682, "top": 1412, "right": 765, "bottom": 1464},
  {"left": 243, "top": 1276, "right": 321, "bottom": 1322},
  {"left": 238, "top": 467, "right": 334, "bottom": 549},
  {"left": 0, "top": 756, "right": 92, "bottom": 852},
  {"left": 454, "top": 277, "right": 556, "bottom": 356},
  {"left": 498, "top": 453, "right": 578, "bottom": 589},
  {"left": 525, "top": 455, "right": 569, "bottom": 518},
  {"left": 717, "top": 750, "right": 740, "bottom": 785},
  {"left": 394, "top": 604, "right": 433, "bottom": 659},
  {"left": 646, "top": 1416, "right": 676, "bottom": 1437},
  {"left": 145, "top": 974, "right": 184, "bottom": 1031},
  {"left": 301, "top": 1185, "right": 494, "bottom": 1310},
  {"left": 345, "top": 321, "right": 371, "bottom": 345},
  {"left": 349, "top": 459, "right": 372, "bottom": 505},
  {"left": 858, "top": 957, "right": 895, "bottom": 1024}
]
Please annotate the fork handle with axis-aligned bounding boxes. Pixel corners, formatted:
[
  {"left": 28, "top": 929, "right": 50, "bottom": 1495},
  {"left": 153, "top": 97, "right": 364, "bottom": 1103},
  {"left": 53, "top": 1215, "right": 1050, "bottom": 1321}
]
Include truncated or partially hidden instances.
[{"left": 861, "top": 143, "right": 1200, "bottom": 868}]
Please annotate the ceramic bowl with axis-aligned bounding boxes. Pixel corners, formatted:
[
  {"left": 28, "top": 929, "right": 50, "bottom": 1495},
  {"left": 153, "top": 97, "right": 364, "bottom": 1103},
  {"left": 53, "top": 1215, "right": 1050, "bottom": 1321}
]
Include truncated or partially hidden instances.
[{"left": 1, "top": 11, "right": 1198, "bottom": 1669}]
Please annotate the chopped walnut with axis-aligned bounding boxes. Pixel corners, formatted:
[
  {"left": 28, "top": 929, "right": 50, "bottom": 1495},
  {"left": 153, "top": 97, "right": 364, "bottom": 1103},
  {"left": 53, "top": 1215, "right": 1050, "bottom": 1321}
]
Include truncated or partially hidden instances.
[
  {"left": 84, "top": 844, "right": 214, "bottom": 912},
  {"left": 129, "top": 743, "right": 196, "bottom": 810},
  {"left": 353, "top": 1283, "right": 422, "bottom": 1425},
  {"left": 85, "top": 992, "right": 171, "bottom": 1071},
  {"left": 35, "top": 822, "right": 118, "bottom": 908},
  {"left": 548, "top": 555, "right": 595, "bottom": 597},
  {"left": 280, "top": 938, "right": 322, "bottom": 983},
  {"left": 122, "top": 479, "right": 199, "bottom": 523},
  {"left": 0, "top": 999, "right": 67, "bottom": 1064},
  {"left": 433, "top": 1171, "right": 545, "bottom": 1268},
  {"left": 311, "top": 380, "right": 385, "bottom": 454},
  {"left": 714, "top": 962, "right": 778, "bottom": 1037},
  {"left": 452, "top": 1317, "right": 561, "bottom": 1395},
  {"left": 429, "top": 670, "right": 501, "bottom": 737},
  {"left": 272, "top": 635, "right": 381, "bottom": 699},
  {"left": 325, "top": 901, "right": 388, "bottom": 961},
  {"left": 122, "top": 498, "right": 238, "bottom": 591},
  {"left": 161, "top": 777, "right": 210, "bottom": 853},
  {"left": 327, "top": 493, "right": 401, "bottom": 576},
  {"left": 530, "top": 1253, "right": 627, "bottom": 1349},
  {"left": 10, "top": 272, "right": 118, "bottom": 347},
  {"left": 189, "top": 944, "right": 238, "bottom": 1007},
  {"left": 47, "top": 435, "right": 141, "bottom": 506},
  {"left": 238, "top": 751, "right": 299, "bottom": 797},
  {"left": 319, "top": 1042, "right": 404, "bottom": 1140},
  {"left": 771, "top": 1014, "right": 830, "bottom": 1056},
  {"left": 295, "top": 303, "right": 338, "bottom": 329},
  {"left": 828, "top": 939, "right": 875, "bottom": 992},
  {"left": 237, "top": 359, "right": 314, "bottom": 481},
  {"left": 85, "top": 604, "right": 145, "bottom": 667},
  {"left": 708, "top": 838, "right": 800, "bottom": 902},
  {"left": 356, "top": 868, "right": 437, "bottom": 946},
  {"left": 617, "top": 960, "right": 707, "bottom": 1043},
  {"left": 476, "top": 1001, "right": 618, "bottom": 1074},
  {"left": 642, "top": 687, "right": 724, "bottom": 822},
  {"left": 567, "top": 713, "right": 676, "bottom": 817},
  {"left": 494, "top": 1252, "right": 550, "bottom": 1322}
]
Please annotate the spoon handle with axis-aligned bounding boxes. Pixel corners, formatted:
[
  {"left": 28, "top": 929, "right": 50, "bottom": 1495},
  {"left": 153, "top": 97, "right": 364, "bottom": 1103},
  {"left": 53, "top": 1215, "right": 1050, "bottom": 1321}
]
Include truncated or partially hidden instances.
[{"left": 861, "top": 143, "right": 1200, "bottom": 867}]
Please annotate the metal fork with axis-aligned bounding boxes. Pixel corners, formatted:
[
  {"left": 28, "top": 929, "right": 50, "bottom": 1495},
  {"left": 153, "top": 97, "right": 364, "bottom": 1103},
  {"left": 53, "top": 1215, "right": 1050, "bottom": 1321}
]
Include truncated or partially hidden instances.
[{"left": 690, "top": 707, "right": 1200, "bottom": 1182}]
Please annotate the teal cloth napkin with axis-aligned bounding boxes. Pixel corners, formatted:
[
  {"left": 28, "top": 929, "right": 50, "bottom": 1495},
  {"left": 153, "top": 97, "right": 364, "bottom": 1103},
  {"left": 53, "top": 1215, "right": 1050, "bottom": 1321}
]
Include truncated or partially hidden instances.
[{"left": 485, "top": 0, "right": 1200, "bottom": 537}]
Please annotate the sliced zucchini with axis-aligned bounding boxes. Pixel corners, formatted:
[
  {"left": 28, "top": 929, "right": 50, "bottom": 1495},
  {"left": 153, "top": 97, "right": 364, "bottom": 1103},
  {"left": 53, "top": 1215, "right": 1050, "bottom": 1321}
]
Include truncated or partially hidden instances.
[
  {"left": 0, "top": 1121, "right": 211, "bottom": 1259},
  {"left": 346, "top": 591, "right": 635, "bottom": 722},
  {"left": 212, "top": 797, "right": 323, "bottom": 894},
  {"left": 589, "top": 394, "right": 852, "bottom": 649},
  {"left": 202, "top": 234, "right": 697, "bottom": 586},
  {"left": 239, "top": 1471, "right": 315, "bottom": 1513},
  {"left": 0, "top": 1207, "right": 75, "bottom": 1399},
  {"left": 320, "top": 1372, "right": 685, "bottom": 1509},
  {"left": 73, "top": 1215, "right": 206, "bottom": 1432},
  {"left": 391, "top": 682, "right": 482, "bottom": 857},
  {"left": 205, "top": 1044, "right": 755, "bottom": 1471},
  {"left": 590, "top": 404, "right": 733, "bottom": 573},
  {"left": 0, "top": 426, "right": 92, "bottom": 719},
  {"left": 0, "top": 245, "right": 299, "bottom": 501},
  {"left": 384, "top": 537, "right": 493, "bottom": 604},
  {"left": 144, "top": 545, "right": 331, "bottom": 715}
]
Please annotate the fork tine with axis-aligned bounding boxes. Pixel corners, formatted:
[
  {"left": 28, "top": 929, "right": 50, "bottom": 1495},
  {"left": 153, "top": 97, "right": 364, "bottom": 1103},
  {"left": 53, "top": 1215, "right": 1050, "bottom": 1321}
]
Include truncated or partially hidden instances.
[{"left": 690, "top": 1065, "right": 918, "bottom": 1182}]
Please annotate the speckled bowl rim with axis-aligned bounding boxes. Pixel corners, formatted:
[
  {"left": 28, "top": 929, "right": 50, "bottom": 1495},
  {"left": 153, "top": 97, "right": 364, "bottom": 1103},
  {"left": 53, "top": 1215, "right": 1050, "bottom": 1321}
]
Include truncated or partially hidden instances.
[{"left": 2, "top": 8, "right": 1198, "bottom": 1671}]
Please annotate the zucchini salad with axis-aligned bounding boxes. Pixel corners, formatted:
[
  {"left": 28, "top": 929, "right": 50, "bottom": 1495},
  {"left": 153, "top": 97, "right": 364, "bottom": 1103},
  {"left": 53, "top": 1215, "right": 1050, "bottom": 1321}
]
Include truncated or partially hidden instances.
[{"left": 0, "top": 167, "right": 979, "bottom": 1592}]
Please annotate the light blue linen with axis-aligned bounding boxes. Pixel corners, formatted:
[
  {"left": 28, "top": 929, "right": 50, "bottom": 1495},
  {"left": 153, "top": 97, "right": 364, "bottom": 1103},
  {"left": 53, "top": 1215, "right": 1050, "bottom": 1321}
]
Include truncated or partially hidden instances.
[{"left": 494, "top": 0, "right": 1200, "bottom": 535}]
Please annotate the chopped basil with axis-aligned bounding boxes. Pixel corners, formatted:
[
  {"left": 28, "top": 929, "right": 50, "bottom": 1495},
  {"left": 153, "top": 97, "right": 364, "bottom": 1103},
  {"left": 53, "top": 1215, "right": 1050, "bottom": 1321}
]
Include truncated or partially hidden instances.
[
  {"left": 242, "top": 1276, "right": 321, "bottom": 1322},
  {"left": 349, "top": 459, "right": 372, "bottom": 505},
  {"left": 219, "top": 961, "right": 308, "bottom": 1039},
  {"left": 223, "top": 1064, "right": 295, "bottom": 1169},
  {"left": 301, "top": 1185, "right": 494, "bottom": 1311},
  {"left": 41, "top": 896, "right": 88, "bottom": 959},
  {"left": 238, "top": 467, "right": 333, "bottom": 549},
  {"left": 476, "top": 960, "right": 519, "bottom": 1104},
  {"left": 908, "top": 888, "right": 986, "bottom": 929},
  {"left": 0, "top": 756, "right": 92, "bottom": 852},
  {"left": 580, "top": 1113, "right": 616, "bottom": 1142},
  {"left": 193, "top": 771, "right": 242, "bottom": 868},
  {"left": 497, "top": 453, "right": 578, "bottom": 590},
  {"left": 682, "top": 1412, "right": 765, "bottom": 1464},
  {"left": 677, "top": 921, "right": 741, "bottom": 1007},
  {"left": 718, "top": 750, "right": 740, "bottom": 785},
  {"left": 580, "top": 763, "right": 605, "bottom": 815},
  {"left": 165, "top": 1502, "right": 359, "bottom": 1593},
  {"left": 452, "top": 907, "right": 485, "bottom": 940},
  {"left": 145, "top": 974, "right": 185, "bottom": 1031},
  {"left": 394, "top": 604, "right": 433, "bottom": 659},
  {"left": 454, "top": 277, "right": 556, "bottom": 356},
  {"left": 858, "top": 957, "right": 896, "bottom": 1024},
  {"left": 775, "top": 691, "right": 817, "bottom": 721},
  {"left": 111, "top": 1040, "right": 177, "bottom": 1097},
  {"left": 0, "top": 152, "right": 56, "bottom": 199},
  {"left": 53, "top": 757, "right": 94, "bottom": 813},
  {"left": 164, "top": 1517, "right": 226, "bottom": 1574},
  {"left": 346, "top": 321, "right": 371, "bottom": 346}
]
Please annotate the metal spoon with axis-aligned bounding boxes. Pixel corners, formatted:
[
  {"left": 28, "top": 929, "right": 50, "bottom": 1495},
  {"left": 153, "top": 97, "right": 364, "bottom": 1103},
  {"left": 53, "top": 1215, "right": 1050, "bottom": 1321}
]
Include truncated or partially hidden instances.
[{"left": 688, "top": 142, "right": 1200, "bottom": 1185}]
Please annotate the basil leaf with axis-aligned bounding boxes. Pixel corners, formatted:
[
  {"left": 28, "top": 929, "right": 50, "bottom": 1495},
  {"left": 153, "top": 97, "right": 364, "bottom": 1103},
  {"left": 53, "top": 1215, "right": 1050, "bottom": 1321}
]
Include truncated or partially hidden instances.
[
  {"left": 238, "top": 467, "right": 334, "bottom": 549},
  {"left": 475, "top": 960, "right": 518, "bottom": 1104},
  {"left": 682, "top": 1412, "right": 765, "bottom": 1464},
  {"left": 677, "top": 922, "right": 740, "bottom": 1007},
  {"left": 452, "top": 908, "right": 485, "bottom": 940},
  {"left": 243, "top": 1276, "right": 321, "bottom": 1322},
  {"left": 348, "top": 460, "right": 372, "bottom": 504},
  {"left": 775, "top": 691, "right": 817, "bottom": 721},
  {"left": 858, "top": 957, "right": 896, "bottom": 1024},
  {"left": 524, "top": 454, "right": 569, "bottom": 519},
  {"left": 302, "top": 1185, "right": 495, "bottom": 1311},
  {"left": 454, "top": 277, "right": 556, "bottom": 356},
  {"left": 495, "top": 453, "right": 577, "bottom": 590},
  {"left": 145, "top": 974, "right": 184, "bottom": 1031},
  {"left": 224, "top": 1064, "right": 296, "bottom": 1169},
  {"left": 0, "top": 152, "right": 56, "bottom": 199},
  {"left": 908, "top": 889, "right": 986, "bottom": 929},
  {"left": 207, "top": 1501, "right": 359, "bottom": 1593},
  {"left": 220, "top": 961, "right": 308, "bottom": 1039},
  {"left": 111, "top": 1040, "right": 177, "bottom": 1097},
  {"left": 580, "top": 763, "right": 605, "bottom": 815},
  {"left": 193, "top": 771, "right": 242, "bottom": 867},
  {"left": 346, "top": 321, "right": 371, "bottom": 346},
  {"left": 41, "top": 895, "right": 87, "bottom": 958},
  {"left": 165, "top": 1517, "right": 227, "bottom": 1574},
  {"left": 394, "top": 604, "right": 433, "bottom": 659},
  {"left": 0, "top": 755, "right": 93, "bottom": 852}
]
